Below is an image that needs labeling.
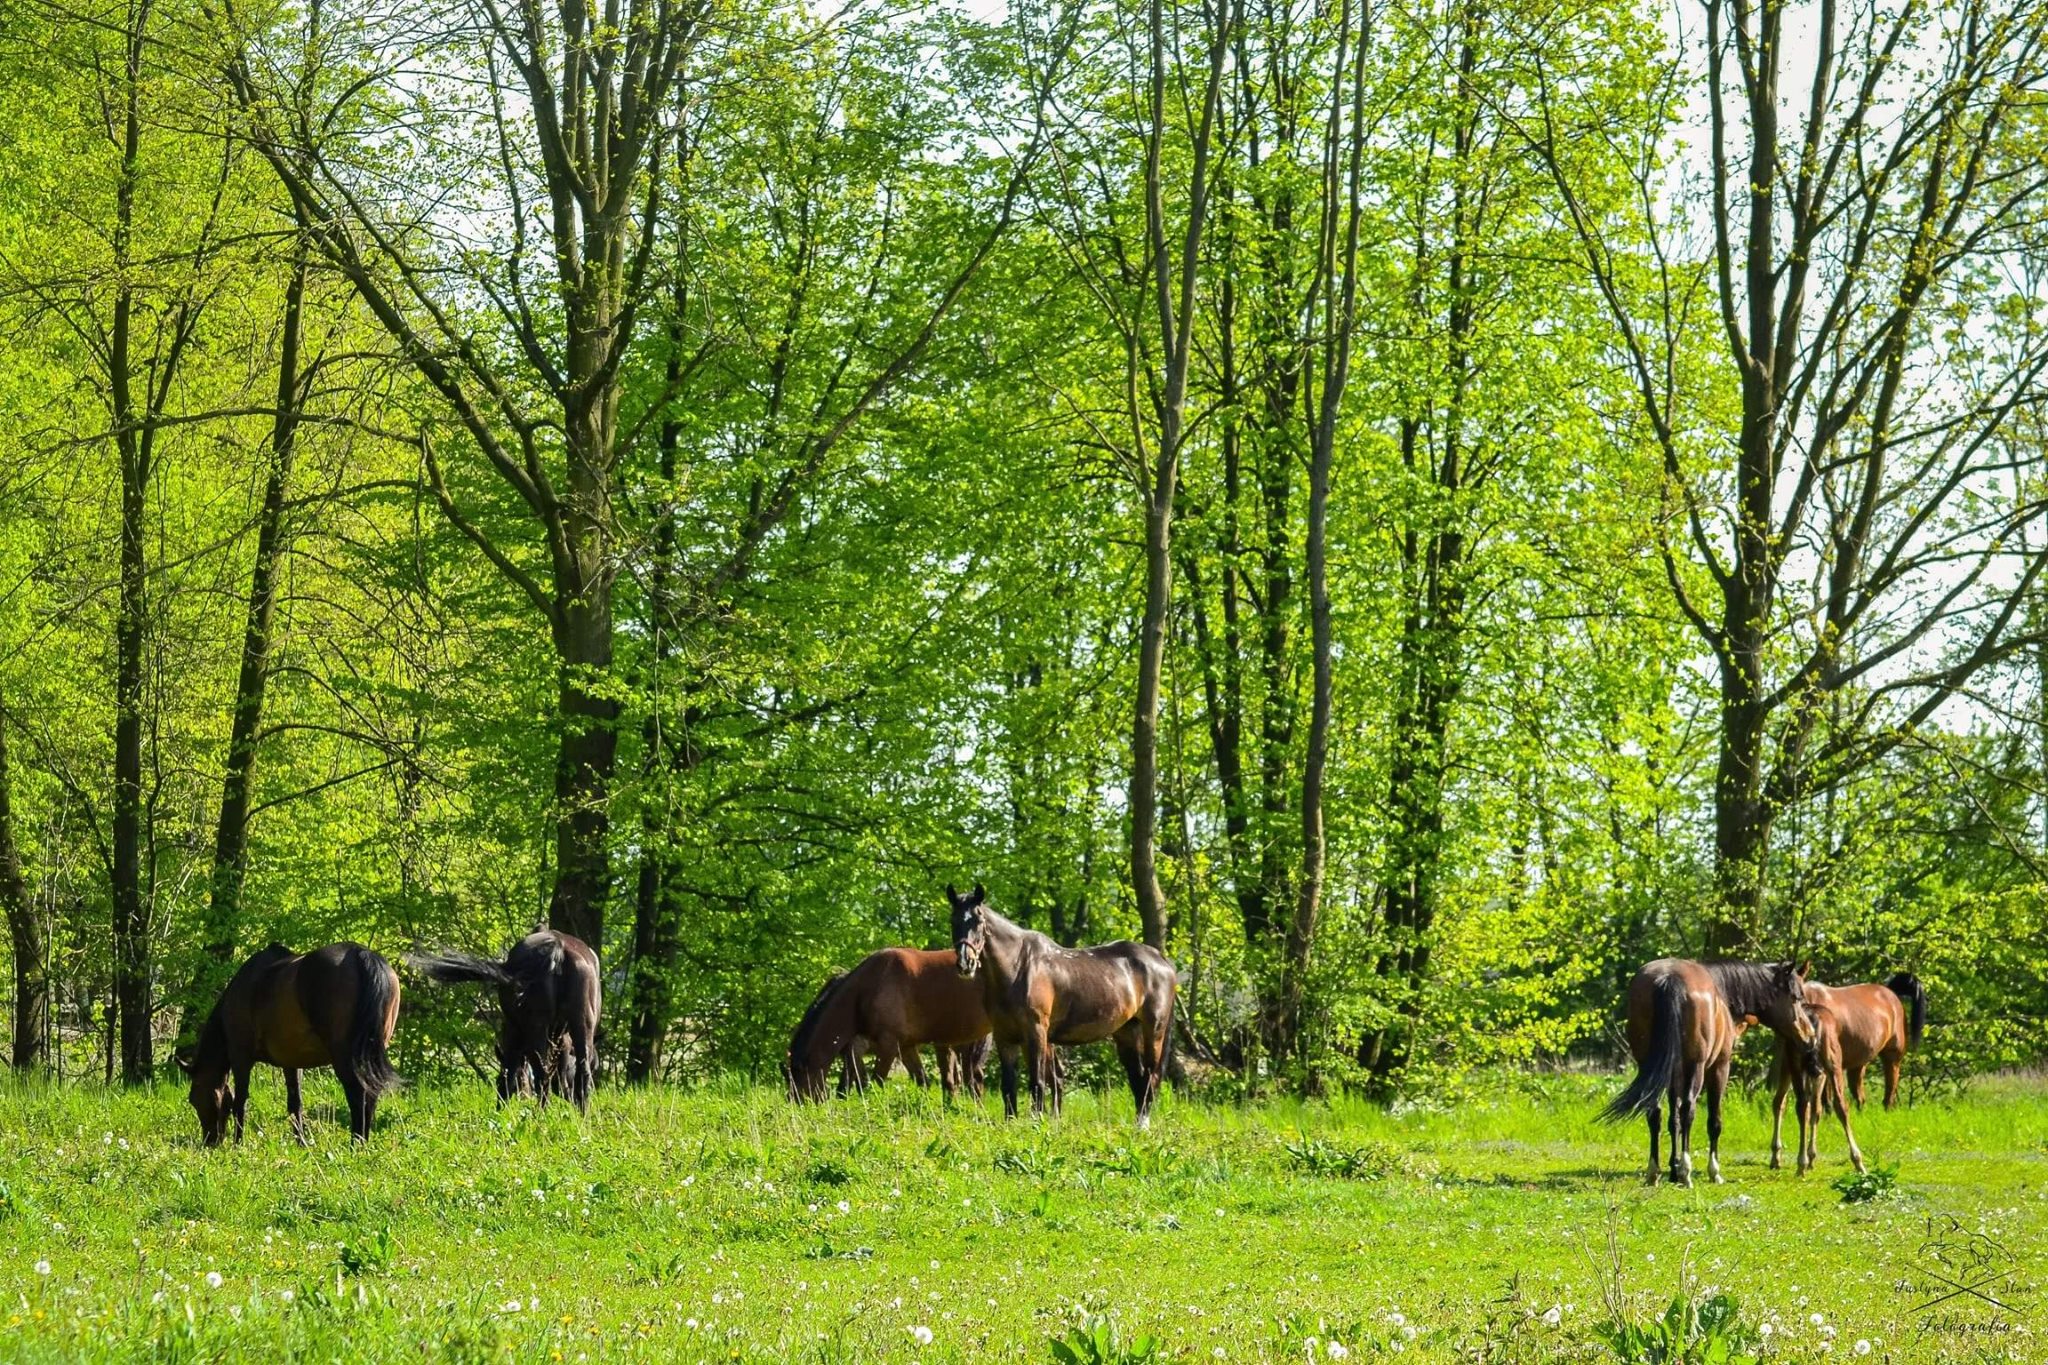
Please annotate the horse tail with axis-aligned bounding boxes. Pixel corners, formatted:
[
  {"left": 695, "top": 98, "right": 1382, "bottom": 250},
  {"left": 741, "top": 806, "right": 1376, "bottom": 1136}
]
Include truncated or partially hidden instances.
[
  {"left": 349, "top": 947, "right": 402, "bottom": 1099},
  {"left": 1885, "top": 972, "right": 1926, "bottom": 1049},
  {"left": 1601, "top": 972, "right": 1686, "bottom": 1122},
  {"left": 788, "top": 972, "right": 849, "bottom": 1077},
  {"left": 406, "top": 949, "right": 513, "bottom": 988}
]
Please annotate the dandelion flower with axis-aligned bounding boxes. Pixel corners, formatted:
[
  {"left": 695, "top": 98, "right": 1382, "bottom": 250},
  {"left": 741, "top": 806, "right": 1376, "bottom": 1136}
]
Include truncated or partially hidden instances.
[
  {"left": 1811, "top": 1313, "right": 1826, "bottom": 1326},
  {"left": 1853, "top": 1342, "right": 1871, "bottom": 1356},
  {"left": 910, "top": 1325, "right": 934, "bottom": 1345},
  {"left": 1541, "top": 1305, "right": 1562, "bottom": 1327},
  {"left": 279, "top": 1290, "right": 295, "bottom": 1304},
  {"left": 1327, "top": 1343, "right": 1349, "bottom": 1360},
  {"left": 504, "top": 1299, "right": 522, "bottom": 1313},
  {"left": 32, "top": 1261, "right": 50, "bottom": 1276},
  {"left": 1385, "top": 1312, "right": 1405, "bottom": 1327},
  {"left": 836, "top": 1200, "right": 850, "bottom": 1214},
  {"left": 204, "top": 1272, "right": 223, "bottom": 1289},
  {"left": 1214, "top": 1351, "right": 1226, "bottom": 1360},
  {"left": 1760, "top": 1323, "right": 1774, "bottom": 1338}
]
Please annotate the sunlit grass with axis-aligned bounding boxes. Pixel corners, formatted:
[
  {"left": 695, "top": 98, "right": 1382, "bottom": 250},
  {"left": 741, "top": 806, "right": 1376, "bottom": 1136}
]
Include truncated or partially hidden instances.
[{"left": 0, "top": 1069, "right": 2037, "bottom": 1360}]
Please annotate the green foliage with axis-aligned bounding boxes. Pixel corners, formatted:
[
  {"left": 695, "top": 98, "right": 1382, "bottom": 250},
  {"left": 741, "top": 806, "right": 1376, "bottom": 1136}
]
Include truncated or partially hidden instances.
[
  {"left": 1832, "top": 1164, "right": 1900, "bottom": 1206},
  {"left": 1594, "top": 1292, "right": 1760, "bottom": 1365},
  {"left": 1046, "top": 1317, "right": 1162, "bottom": 1365},
  {"left": 336, "top": 1225, "right": 394, "bottom": 1277}
]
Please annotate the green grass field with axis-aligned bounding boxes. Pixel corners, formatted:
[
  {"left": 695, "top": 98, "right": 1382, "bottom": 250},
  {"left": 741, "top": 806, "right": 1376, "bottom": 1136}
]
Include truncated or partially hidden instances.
[{"left": 0, "top": 1070, "right": 2038, "bottom": 1362}]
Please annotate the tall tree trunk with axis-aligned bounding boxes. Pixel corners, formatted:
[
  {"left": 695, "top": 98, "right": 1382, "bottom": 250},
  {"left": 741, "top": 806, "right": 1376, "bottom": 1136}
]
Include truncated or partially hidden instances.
[
  {"left": 109, "top": 29, "right": 153, "bottom": 1083},
  {"left": 627, "top": 322, "right": 689, "bottom": 1082},
  {"left": 0, "top": 691, "right": 48, "bottom": 1070},
  {"left": 185, "top": 243, "right": 308, "bottom": 1036}
]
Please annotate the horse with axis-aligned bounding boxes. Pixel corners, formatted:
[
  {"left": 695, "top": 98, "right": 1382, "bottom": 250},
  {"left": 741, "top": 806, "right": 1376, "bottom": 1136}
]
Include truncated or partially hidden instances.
[
  {"left": 938, "top": 1037, "right": 993, "bottom": 1099},
  {"left": 176, "top": 941, "right": 401, "bottom": 1146},
  {"left": 1601, "top": 958, "right": 1815, "bottom": 1186},
  {"left": 784, "top": 949, "right": 993, "bottom": 1102},
  {"left": 409, "top": 929, "right": 602, "bottom": 1111},
  {"left": 1786, "top": 997, "right": 1865, "bottom": 1175},
  {"left": 1770, "top": 972, "right": 1924, "bottom": 1171},
  {"left": 947, "top": 882, "right": 1177, "bottom": 1127}
]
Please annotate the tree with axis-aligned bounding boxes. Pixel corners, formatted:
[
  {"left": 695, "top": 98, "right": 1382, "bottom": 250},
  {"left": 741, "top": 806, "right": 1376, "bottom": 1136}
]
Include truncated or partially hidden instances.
[{"left": 1539, "top": 0, "right": 2048, "bottom": 950}]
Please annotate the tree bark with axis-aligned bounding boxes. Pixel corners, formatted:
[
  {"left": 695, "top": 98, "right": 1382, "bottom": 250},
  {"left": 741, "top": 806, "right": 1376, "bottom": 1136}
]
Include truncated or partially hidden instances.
[
  {"left": 0, "top": 690, "right": 48, "bottom": 1070},
  {"left": 109, "top": 27, "right": 153, "bottom": 1084},
  {"left": 186, "top": 243, "right": 308, "bottom": 1034}
]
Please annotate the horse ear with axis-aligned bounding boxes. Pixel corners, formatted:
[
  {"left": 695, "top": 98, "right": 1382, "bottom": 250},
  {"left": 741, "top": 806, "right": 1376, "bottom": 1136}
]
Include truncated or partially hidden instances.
[
  {"left": 1797, "top": 958, "right": 1812, "bottom": 980},
  {"left": 945, "top": 883, "right": 960, "bottom": 902},
  {"left": 972, "top": 882, "right": 986, "bottom": 904}
]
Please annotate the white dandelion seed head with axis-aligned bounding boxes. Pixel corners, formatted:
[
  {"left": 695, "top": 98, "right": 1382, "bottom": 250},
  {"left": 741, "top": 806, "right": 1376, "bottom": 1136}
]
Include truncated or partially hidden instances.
[
  {"left": 910, "top": 1325, "right": 934, "bottom": 1345},
  {"left": 204, "top": 1272, "right": 223, "bottom": 1289}
]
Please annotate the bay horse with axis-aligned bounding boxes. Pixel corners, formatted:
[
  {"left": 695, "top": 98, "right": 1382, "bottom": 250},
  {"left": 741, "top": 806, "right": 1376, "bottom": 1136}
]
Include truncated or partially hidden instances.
[
  {"left": 948, "top": 882, "right": 1176, "bottom": 1127},
  {"left": 176, "top": 941, "right": 400, "bottom": 1146},
  {"left": 1787, "top": 996, "right": 1864, "bottom": 1175},
  {"left": 410, "top": 929, "right": 602, "bottom": 1110},
  {"left": 1602, "top": 958, "right": 1814, "bottom": 1186},
  {"left": 784, "top": 949, "right": 992, "bottom": 1102},
  {"left": 1770, "top": 972, "right": 1924, "bottom": 1171}
]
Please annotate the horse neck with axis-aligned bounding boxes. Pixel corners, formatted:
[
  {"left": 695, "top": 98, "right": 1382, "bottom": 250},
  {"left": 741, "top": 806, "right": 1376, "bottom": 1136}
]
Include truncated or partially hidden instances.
[
  {"left": 798, "top": 983, "right": 857, "bottom": 1069},
  {"left": 978, "top": 908, "right": 1035, "bottom": 983},
  {"left": 192, "top": 1008, "right": 232, "bottom": 1085},
  {"left": 1707, "top": 960, "right": 1792, "bottom": 1027}
]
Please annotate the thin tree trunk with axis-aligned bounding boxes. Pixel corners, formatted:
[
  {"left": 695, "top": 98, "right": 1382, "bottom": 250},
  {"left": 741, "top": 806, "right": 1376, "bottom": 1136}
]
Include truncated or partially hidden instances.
[
  {"left": 0, "top": 690, "right": 48, "bottom": 1070},
  {"left": 109, "top": 25, "right": 153, "bottom": 1084},
  {"left": 185, "top": 243, "right": 308, "bottom": 1036}
]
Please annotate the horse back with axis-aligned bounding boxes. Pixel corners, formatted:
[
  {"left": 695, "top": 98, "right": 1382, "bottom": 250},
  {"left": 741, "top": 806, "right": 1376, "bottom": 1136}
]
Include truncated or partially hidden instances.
[
  {"left": 1812, "top": 982, "right": 1903, "bottom": 1066},
  {"left": 869, "top": 948, "right": 988, "bottom": 1046},
  {"left": 1624, "top": 958, "right": 1737, "bottom": 1066}
]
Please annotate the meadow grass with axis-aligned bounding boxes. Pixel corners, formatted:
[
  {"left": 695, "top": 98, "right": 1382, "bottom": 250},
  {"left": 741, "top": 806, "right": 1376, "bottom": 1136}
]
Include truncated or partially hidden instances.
[{"left": 0, "top": 1068, "right": 2038, "bottom": 1362}]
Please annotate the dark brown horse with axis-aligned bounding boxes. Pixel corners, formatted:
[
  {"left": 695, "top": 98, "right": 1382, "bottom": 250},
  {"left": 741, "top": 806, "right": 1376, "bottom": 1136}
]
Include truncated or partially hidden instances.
[
  {"left": 785, "top": 949, "right": 993, "bottom": 1102},
  {"left": 1602, "top": 958, "right": 1814, "bottom": 1186},
  {"left": 410, "top": 930, "right": 602, "bottom": 1110},
  {"left": 948, "top": 882, "right": 1176, "bottom": 1127},
  {"left": 1771, "top": 972, "right": 1924, "bottom": 1171},
  {"left": 177, "top": 942, "right": 401, "bottom": 1146}
]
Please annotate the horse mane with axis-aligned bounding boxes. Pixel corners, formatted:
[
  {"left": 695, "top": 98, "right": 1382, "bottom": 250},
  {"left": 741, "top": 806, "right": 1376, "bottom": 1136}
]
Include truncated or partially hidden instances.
[
  {"left": 189, "top": 1004, "right": 231, "bottom": 1082},
  {"left": 1701, "top": 959, "right": 1791, "bottom": 1018},
  {"left": 788, "top": 971, "right": 851, "bottom": 1071}
]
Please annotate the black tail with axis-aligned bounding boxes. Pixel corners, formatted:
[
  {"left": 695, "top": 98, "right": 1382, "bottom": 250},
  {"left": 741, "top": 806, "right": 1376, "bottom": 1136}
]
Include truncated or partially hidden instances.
[
  {"left": 1602, "top": 973, "right": 1686, "bottom": 1122},
  {"left": 406, "top": 949, "right": 513, "bottom": 988},
  {"left": 1885, "top": 972, "right": 1926, "bottom": 1048},
  {"left": 788, "top": 972, "right": 848, "bottom": 1069},
  {"left": 349, "top": 947, "right": 401, "bottom": 1099}
]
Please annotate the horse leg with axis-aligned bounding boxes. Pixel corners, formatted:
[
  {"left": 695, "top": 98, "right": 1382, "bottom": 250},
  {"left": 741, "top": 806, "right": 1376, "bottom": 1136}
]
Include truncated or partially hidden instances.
[
  {"left": 1675, "top": 1066, "right": 1702, "bottom": 1188},
  {"left": 1850, "top": 1063, "right": 1868, "bottom": 1110},
  {"left": 1644, "top": 1102, "right": 1661, "bottom": 1186},
  {"left": 997, "top": 1041, "right": 1022, "bottom": 1119},
  {"left": 1831, "top": 1067, "right": 1865, "bottom": 1173},
  {"left": 284, "top": 1068, "right": 308, "bottom": 1146},
  {"left": 1768, "top": 1050, "right": 1790, "bottom": 1170},
  {"left": 1024, "top": 1027, "right": 1051, "bottom": 1117},
  {"left": 339, "top": 1069, "right": 369, "bottom": 1144},
  {"left": 1882, "top": 1053, "right": 1901, "bottom": 1110},
  {"left": 937, "top": 1048, "right": 958, "bottom": 1102},
  {"left": 1115, "top": 1034, "right": 1145, "bottom": 1124},
  {"left": 1705, "top": 1057, "right": 1729, "bottom": 1184},
  {"left": 231, "top": 1061, "right": 253, "bottom": 1144},
  {"left": 1665, "top": 1087, "right": 1683, "bottom": 1184},
  {"left": 900, "top": 1045, "right": 930, "bottom": 1089}
]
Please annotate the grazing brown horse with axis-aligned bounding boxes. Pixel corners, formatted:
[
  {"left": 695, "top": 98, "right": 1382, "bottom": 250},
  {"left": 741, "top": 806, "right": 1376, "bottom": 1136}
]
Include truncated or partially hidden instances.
[
  {"left": 1602, "top": 958, "right": 1814, "bottom": 1186},
  {"left": 948, "top": 882, "right": 1176, "bottom": 1127},
  {"left": 1770, "top": 972, "right": 1924, "bottom": 1171},
  {"left": 410, "top": 930, "right": 602, "bottom": 1110},
  {"left": 784, "top": 949, "right": 995, "bottom": 1102},
  {"left": 177, "top": 942, "right": 401, "bottom": 1146}
]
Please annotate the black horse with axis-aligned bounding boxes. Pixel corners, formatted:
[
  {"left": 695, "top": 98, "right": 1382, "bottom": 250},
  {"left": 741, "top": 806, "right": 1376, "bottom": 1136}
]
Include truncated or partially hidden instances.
[
  {"left": 410, "top": 929, "right": 602, "bottom": 1110},
  {"left": 177, "top": 941, "right": 401, "bottom": 1145}
]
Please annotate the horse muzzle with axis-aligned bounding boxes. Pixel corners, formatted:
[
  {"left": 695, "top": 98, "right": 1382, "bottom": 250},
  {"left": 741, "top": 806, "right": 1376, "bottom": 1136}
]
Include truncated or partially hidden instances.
[{"left": 956, "top": 946, "right": 981, "bottom": 979}]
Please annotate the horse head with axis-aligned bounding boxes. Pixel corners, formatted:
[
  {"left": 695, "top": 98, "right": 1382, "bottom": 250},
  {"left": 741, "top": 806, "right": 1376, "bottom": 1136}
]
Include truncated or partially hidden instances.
[
  {"left": 947, "top": 882, "right": 989, "bottom": 979},
  {"left": 177, "top": 1050, "right": 233, "bottom": 1147}
]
